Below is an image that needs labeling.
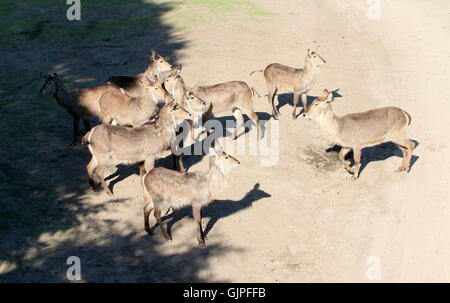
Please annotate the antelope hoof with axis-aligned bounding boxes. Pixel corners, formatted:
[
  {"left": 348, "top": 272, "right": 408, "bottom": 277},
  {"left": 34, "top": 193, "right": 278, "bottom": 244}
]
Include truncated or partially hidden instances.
[
  {"left": 344, "top": 165, "right": 354, "bottom": 174},
  {"left": 350, "top": 175, "right": 359, "bottom": 181},
  {"left": 396, "top": 166, "right": 408, "bottom": 172},
  {"left": 165, "top": 236, "right": 173, "bottom": 242},
  {"left": 105, "top": 188, "right": 113, "bottom": 196},
  {"left": 198, "top": 240, "right": 206, "bottom": 246}
]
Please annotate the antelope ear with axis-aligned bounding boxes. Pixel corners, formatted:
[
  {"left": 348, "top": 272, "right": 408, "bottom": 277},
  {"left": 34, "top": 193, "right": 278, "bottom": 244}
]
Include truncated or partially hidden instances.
[
  {"left": 176, "top": 65, "right": 182, "bottom": 74},
  {"left": 213, "top": 139, "right": 224, "bottom": 154},
  {"left": 53, "top": 73, "right": 58, "bottom": 80},
  {"left": 150, "top": 49, "right": 160, "bottom": 61},
  {"left": 318, "top": 89, "right": 330, "bottom": 101},
  {"left": 208, "top": 146, "right": 218, "bottom": 156},
  {"left": 316, "top": 44, "right": 321, "bottom": 52},
  {"left": 307, "top": 48, "right": 313, "bottom": 56},
  {"left": 40, "top": 72, "right": 47, "bottom": 79},
  {"left": 326, "top": 91, "right": 333, "bottom": 102}
]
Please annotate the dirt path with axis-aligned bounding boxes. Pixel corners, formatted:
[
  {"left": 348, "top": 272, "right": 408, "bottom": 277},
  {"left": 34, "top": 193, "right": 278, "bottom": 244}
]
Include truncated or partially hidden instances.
[{"left": 1, "top": 0, "right": 449, "bottom": 282}]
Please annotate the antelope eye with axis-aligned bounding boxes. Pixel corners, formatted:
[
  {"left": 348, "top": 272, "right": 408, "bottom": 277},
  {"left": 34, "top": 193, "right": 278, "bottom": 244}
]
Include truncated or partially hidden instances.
[
  {"left": 190, "top": 96, "right": 194, "bottom": 99},
  {"left": 160, "top": 60, "right": 163, "bottom": 63},
  {"left": 225, "top": 156, "right": 229, "bottom": 159},
  {"left": 315, "top": 103, "right": 319, "bottom": 106}
]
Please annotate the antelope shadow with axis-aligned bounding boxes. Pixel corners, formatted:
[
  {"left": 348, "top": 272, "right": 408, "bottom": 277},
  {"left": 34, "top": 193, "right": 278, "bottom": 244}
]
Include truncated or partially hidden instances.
[
  {"left": 275, "top": 89, "right": 343, "bottom": 118},
  {"left": 325, "top": 140, "right": 420, "bottom": 176},
  {"left": 151, "top": 183, "right": 271, "bottom": 238}
]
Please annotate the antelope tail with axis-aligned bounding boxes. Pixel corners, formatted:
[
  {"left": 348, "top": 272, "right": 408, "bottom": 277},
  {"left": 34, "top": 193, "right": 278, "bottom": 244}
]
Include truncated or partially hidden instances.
[
  {"left": 250, "top": 87, "right": 262, "bottom": 99},
  {"left": 249, "top": 69, "right": 264, "bottom": 76},
  {"left": 402, "top": 110, "right": 412, "bottom": 126}
]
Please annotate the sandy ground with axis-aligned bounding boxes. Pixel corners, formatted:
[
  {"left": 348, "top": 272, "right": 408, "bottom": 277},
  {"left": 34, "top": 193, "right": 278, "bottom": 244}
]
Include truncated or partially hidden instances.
[{"left": 1, "top": 0, "right": 450, "bottom": 282}]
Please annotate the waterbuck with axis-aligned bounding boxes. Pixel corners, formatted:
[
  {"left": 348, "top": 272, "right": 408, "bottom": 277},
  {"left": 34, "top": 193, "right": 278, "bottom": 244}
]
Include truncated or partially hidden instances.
[
  {"left": 106, "top": 49, "right": 172, "bottom": 96},
  {"left": 164, "top": 66, "right": 261, "bottom": 140},
  {"left": 251, "top": 47, "right": 326, "bottom": 119},
  {"left": 82, "top": 101, "right": 192, "bottom": 196},
  {"left": 98, "top": 81, "right": 169, "bottom": 127},
  {"left": 303, "top": 89, "right": 416, "bottom": 180},
  {"left": 39, "top": 72, "right": 122, "bottom": 145},
  {"left": 142, "top": 141, "right": 240, "bottom": 246}
]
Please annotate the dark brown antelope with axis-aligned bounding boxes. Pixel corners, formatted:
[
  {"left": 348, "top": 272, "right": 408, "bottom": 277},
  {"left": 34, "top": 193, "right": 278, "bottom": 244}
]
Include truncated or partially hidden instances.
[
  {"left": 250, "top": 46, "right": 326, "bottom": 119},
  {"left": 106, "top": 49, "right": 172, "bottom": 96},
  {"left": 303, "top": 89, "right": 416, "bottom": 180},
  {"left": 142, "top": 141, "right": 240, "bottom": 246},
  {"left": 82, "top": 101, "right": 192, "bottom": 195},
  {"left": 164, "top": 66, "right": 261, "bottom": 140},
  {"left": 98, "top": 81, "right": 169, "bottom": 127},
  {"left": 39, "top": 72, "right": 122, "bottom": 145}
]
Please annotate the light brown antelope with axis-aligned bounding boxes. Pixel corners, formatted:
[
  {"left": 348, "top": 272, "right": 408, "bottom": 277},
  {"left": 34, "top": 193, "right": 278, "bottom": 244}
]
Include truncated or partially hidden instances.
[
  {"left": 39, "top": 72, "right": 122, "bottom": 145},
  {"left": 82, "top": 101, "right": 192, "bottom": 196},
  {"left": 164, "top": 66, "right": 261, "bottom": 140},
  {"left": 98, "top": 81, "right": 169, "bottom": 127},
  {"left": 303, "top": 89, "right": 416, "bottom": 180},
  {"left": 106, "top": 50, "right": 172, "bottom": 96},
  {"left": 142, "top": 141, "right": 240, "bottom": 246},
  {"left": 251, "top": 47, "right": 326, "bottom": 119}
]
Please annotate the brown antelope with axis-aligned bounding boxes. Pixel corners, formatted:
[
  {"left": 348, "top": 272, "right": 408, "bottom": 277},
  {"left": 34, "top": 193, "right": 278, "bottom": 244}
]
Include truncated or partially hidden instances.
[
  {"left": 251, "top": 47, "right": 326, "bottom": 119},
  {"left": 303, "top": 89, "right": 416, "bottom": 180},
  {"left": 142, "top": 141, "right": 240, "bottom": 246},
  {"left": 39, "top": 72, "right": 122, "bottom": 145},
  {"left": 98, "top": 81, "right": 169, "bottom": 127},
  {"left": 83, "top": 96, "right": 210, "bottom": 195},
  {"left": 164, "top": 66, "right": 261, "bottom": 140},
  {"left": 106, "top": 50, "right": 172, "bottom": 96}
]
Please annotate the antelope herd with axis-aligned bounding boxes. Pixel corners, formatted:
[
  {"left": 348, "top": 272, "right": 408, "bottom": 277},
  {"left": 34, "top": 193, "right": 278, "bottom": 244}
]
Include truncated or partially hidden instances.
[{"left": 39, "top": 48, "right": 416, "bottom": 246}]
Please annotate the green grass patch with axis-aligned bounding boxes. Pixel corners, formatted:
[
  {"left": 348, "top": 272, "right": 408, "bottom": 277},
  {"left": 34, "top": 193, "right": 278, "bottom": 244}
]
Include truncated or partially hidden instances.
[{"left": 149, "top": 0, "right": 274, "bottom": 30}]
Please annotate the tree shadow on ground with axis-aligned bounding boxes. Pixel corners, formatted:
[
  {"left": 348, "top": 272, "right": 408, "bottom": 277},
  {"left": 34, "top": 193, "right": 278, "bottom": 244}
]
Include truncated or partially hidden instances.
[{"left": 0, "top": 0, "right": 237, "bottom": 282}]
